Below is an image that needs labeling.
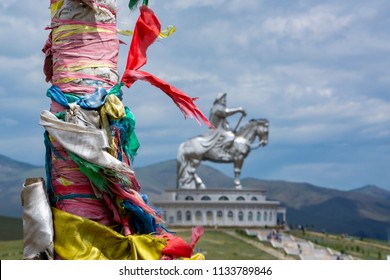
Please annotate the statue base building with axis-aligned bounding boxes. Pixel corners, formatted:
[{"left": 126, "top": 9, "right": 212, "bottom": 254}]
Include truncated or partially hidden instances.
[{"left": 153, "top": 188, "right": 286, "bottom": 228}]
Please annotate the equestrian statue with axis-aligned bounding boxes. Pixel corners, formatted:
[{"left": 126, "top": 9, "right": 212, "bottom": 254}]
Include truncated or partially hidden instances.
[{"left": 177, "top": 93, "right": 269, "bottom": 189}]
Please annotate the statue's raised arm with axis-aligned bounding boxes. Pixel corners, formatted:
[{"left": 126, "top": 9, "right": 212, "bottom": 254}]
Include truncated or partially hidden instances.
[{"left": 209, "top": 93, "right": 247, "bottom": 131}]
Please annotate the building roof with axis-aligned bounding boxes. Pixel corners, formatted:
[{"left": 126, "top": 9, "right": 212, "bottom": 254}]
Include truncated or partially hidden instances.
[{"left": 164, "top": 188, "right": 267, "bottom": 194}]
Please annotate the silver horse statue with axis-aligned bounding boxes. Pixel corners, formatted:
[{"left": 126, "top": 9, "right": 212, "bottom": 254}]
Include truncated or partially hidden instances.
[{"left": 177, "top": 94, "right": 269, "bottom": 189}]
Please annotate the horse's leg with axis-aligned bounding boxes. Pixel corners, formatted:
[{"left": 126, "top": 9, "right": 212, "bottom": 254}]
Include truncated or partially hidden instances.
[
  {"left": 177, "top": 143, "right": 198, "bottom": 189},
  {"left": 176, "top": 143, "right": 187, "bottom": 188},
  {"left": 192, "top": 159, "right": 206, "bottom": 189}
]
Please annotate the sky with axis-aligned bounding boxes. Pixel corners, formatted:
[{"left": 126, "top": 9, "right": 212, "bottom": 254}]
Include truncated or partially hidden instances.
[{"left": 0, "top": 0, "right": 389, "bottom": 191}]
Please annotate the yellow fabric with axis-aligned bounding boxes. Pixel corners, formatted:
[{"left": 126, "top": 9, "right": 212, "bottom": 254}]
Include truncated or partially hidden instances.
[
  {"left": 159, "top": 25, "right": 177, "bottom": 38},
  {"left": 104, "top": 94, "right": 126, "bottom": 120},
  {"left": 117, "top": 29, "right": 134, "bottom": 36},
  {"left": 99, "top": 94, "right": 126, "bottom": 156},
  {"left": 51, "top": 0, "right": 64, "bottom": 18},
  {"left": 52, "top": 208, "right": 167, "bottom": 260},
  {"left": 55, "top": 61, "right": 115, "bottom": 72},
  {"left": 53, "top": 24, "right": 114, "bottom": 42},
  {"left": 117, "top": 25, "right": 176, "bottom": 38},
  {"left": 54, "top": 77, "right": 78, "bottom": 84},
  {"left": 56, "top": 176, "right": 73, "bottom": 187},
  {"left": 184, "top": 253, "right": 205, "bottom": 260}
]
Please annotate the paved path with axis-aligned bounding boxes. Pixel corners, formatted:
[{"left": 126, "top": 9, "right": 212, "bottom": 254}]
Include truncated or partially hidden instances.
[{"left": 242, "top": 229, "right": 355, "bottom": 260}]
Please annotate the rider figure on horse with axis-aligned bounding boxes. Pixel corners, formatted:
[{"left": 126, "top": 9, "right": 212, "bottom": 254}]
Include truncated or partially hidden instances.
[
  {"left": 177, "top": 92, "right": 269, "bottom": 189},
  {"left": 209, "top": 93, "right": 247, "bottom": 157}
]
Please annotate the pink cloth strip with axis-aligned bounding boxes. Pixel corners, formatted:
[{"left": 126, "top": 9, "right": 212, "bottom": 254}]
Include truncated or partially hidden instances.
[
  {"left": 49, "top": 20, "right": 119, "bottom": 94},
  {"left": 49, "top": 138, "right": 118, "bottom": 227}
]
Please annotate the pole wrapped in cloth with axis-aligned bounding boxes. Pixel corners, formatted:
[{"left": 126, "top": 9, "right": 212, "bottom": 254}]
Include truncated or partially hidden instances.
[
  {"left": 42, "top": 0, "right": 125, "bottom": 233},
  {"left": 33, "top": 0, "right": 206, "bottom": 260}
]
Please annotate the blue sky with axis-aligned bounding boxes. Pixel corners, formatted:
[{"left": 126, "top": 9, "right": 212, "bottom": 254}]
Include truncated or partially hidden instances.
[{"left": 0, "top": 0, "right": 389, "bottom": 191}]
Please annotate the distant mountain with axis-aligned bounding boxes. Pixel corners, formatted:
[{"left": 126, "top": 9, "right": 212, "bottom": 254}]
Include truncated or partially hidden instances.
[
  {"left": 351, "top": 185, "right": 390, "bottom": 200},
  {"left": 1, "top": 154, "right": 389, "bottom": 240},
  {"left": 0, "top": 154, "right": 43, "bottom": 180},
  {"left": 134, "top": 160, "right": 390, "bottom": 240},
  {"left": 133, "top": 160, "right": 233, "bottom": 197},
  {"left": 0, "top": 155, "right": 45, "bottom": 217},
  {"left": 241, "top": 178, "right": 390, "bottom": 224}
]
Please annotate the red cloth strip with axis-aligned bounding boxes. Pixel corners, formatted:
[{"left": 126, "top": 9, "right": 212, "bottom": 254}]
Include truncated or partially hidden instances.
[{"left": 121, "top": 5, "right": 211, "bottom": 127}]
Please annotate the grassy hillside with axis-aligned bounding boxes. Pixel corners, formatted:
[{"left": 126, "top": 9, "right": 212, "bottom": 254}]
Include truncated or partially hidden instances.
[
  {"left": 0, "top": 240, "right": 23, "bottom": 260},
  {"left": 177, "top": 229, "right": 277, "bottom": 260}
]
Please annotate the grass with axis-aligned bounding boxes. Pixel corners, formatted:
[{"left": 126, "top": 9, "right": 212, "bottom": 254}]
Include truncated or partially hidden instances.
[
  {"left": 0, "top": 229, "right": 277, "bottom": 260},
  {"left": 0, "top": 240, "right": 23, "bottom": 260},
  {"left": 289, "top": 230, "right": 390, "bottom": 260},
  {"left": 175, "top": 229, "right": 277, "bottom": 260}
]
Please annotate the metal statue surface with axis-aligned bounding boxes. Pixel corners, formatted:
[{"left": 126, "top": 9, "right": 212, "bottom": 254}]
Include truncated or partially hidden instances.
[{"left": 177, "top": 93, "right": 269, "bottom": 189}]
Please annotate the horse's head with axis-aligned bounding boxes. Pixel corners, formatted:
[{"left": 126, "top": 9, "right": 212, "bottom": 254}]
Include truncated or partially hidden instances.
[
  {"left": 252, "top": 119, "right": 269, "bottom": 146},
  {"left": 237, "top": 118, "right": 269, "bottom": 147}
]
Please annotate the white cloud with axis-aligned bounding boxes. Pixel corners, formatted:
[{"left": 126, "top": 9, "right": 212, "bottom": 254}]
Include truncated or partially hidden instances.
[
  {"left": 165, "top": 0, "right": 226, "bottom": 10},
  {"left": 262, "top": 6, "right": 354, "bottom": 41},
  {"left": 225, "top": 0, "right": 261, "bottom": 13},
  {"left": 0, "top": 14, "right": 47, "bottom": 57},
  {"left": 284, "top": 83, "right": 335, "bottom": 101},
  {"left": 0, "top": 54, "right": 46, "bottom": 101},
  {"left": 0, "top": 54, "right": 44, "bottom": 77},
  {"left": 225, "top": 62, "right": 390, "bottom": 146}
]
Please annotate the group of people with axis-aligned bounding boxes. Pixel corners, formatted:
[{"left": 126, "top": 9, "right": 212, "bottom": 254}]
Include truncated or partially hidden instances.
[{"left": 267, "top": 229, "right": 283, "bottom": 242}]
